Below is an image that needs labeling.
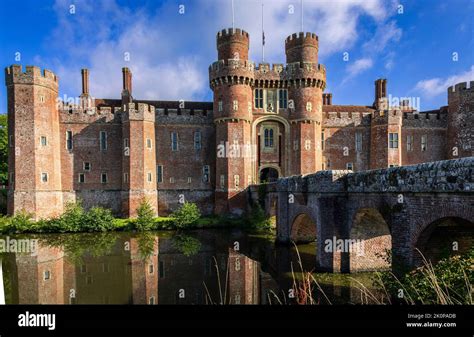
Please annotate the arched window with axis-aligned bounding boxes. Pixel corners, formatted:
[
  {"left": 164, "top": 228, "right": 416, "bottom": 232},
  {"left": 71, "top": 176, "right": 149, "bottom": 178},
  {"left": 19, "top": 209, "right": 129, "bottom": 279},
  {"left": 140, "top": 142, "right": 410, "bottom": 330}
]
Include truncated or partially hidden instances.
[{"left": 264, "top": 128, "right": 274, "bottom": 148}]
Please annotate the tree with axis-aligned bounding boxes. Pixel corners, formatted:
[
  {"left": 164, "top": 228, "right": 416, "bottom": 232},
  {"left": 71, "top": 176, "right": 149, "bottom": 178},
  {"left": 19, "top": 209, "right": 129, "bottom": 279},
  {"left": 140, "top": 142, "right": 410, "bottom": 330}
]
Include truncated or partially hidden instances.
[
  {"left": 134, "top": 198, "right": 156, "bottom": 231},
  {"left": 172, "top": 202, "right": 201, "bottom": 229}
]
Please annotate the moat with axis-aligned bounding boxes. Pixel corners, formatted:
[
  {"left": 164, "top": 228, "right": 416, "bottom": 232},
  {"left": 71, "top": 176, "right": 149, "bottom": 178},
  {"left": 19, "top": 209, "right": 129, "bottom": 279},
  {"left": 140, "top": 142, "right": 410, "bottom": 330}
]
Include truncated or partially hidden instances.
[{"left": 0, "top": 229, "right": 388, "bottom": 305}]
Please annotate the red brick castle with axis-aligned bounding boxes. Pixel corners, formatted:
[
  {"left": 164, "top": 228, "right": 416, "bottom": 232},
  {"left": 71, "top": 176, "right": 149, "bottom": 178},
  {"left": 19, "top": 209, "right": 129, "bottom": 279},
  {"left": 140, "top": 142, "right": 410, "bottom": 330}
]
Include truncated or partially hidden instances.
[{"left": 5, "top": 28, "right": 473, "bottom": 219}]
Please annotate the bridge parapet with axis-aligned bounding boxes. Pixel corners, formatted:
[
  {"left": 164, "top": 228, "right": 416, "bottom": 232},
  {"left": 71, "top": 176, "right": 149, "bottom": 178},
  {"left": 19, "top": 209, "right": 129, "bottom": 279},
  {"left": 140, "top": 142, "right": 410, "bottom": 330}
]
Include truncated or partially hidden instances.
[{"left": 346, "top": 157, "right": 473, "bottom": 193}]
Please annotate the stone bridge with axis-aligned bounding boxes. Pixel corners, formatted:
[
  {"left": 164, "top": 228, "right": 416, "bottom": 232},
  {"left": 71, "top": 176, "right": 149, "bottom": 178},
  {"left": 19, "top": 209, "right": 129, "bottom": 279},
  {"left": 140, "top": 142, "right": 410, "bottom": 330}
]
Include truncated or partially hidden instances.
[{"left": 251, "top": 157, "right": 474, "bottom": 273}]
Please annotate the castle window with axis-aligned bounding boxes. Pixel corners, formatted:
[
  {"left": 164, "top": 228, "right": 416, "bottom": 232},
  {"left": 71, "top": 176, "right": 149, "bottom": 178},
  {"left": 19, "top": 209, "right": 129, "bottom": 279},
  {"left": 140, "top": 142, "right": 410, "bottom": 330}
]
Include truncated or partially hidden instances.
[
  {"left": 102, "top": 263, "right": 109, "bottom": 273},
  {"left": 66, "top": 131, "right": 73, "bottom": 150},
  {"left": 234, "top": 294, "right": 241, "bottom": 304},
  {"left": 187, "top": 177, "right": 192, "bottom": 184},
  {"left": 202, "top": 165, "right": 210, "bottom": 183},
  {"left": 171, "top": 132, "right": 179, "bottom": 151},
  {"left": 9, "top": 135, "right": 13, "bottom": 147},
  {"left": 157, "top": 165, "right": 163, "bottom": 183},
  {"left": 254, "top": 89, "right": 263, "bottom": 109},
  {"left": 149, "top": 296, "right": 155, "bottom": 305},
  {"left": 306, "top": 102, "right": 312, "bottom": 112},
  {"left": 247, "top": 175, "right": 252, "bottom": 185},
  {"left": 321, "top": 131, "right": 325, "bottom": 150},
  {"left": 99, "top": 131, "right": 107, "bottom": 151},
  {"left": 346, "top": 163, "right": 353, "bottom": 170},
  {"left": 78, "top": 173, "right": 85, "bottom": 183},
  {"left": 264, "top": 128, "right": 274, "bottom": 148},
  {"left": 86, "top": 275, "right": 93, "bottom": 285},
  {"left": 101, "top": 173, "right": 108, "bottom": 184},
  {"left": 194, "top": 131, "right": 202, "bottom": 150},
  {"left": 389, "top": 133, "right": 398, "bottom": 149},
  {"left": 123, "top": 173, "right": 129, "bottom": 183},
  {"left": 41, "top": 173, "right": 48, "bottom": 183},
  {"left": 170, "top": 177, "right": 175, "bottom": 183},
  {"left": 80, "top": 264, "right": 87, "bottom": 273},
  {"left": 421, "top": 135, "right": 427, "bottom": 151},
  {"left": 147, "top": 172, "right": 153, "bottom": 182},
  {"left": 83, "top": 162, "right": 91, "bottom": 171},
  {"left": 159, "top": 261, "right": 165, "bottom": 278},
  {"left": 266, "top": 90, "right": 275, "bottom": 112},
  {"left": 146, "top": 138, "right": 152, "bottom": 149},
  {"left": 234, "top": 175, "right": 240, "bottom": 188},
  {"left": 40, "top": 136, "right": 47, "bottom": 146},
  {"left": 355, "top": 132, "right": 362, "bottom": 152},
  {"left": 278, "top": 89, "right": 288, "bottom": 109},
  {"left": 39, "top": 95, "right": 45, "bottom": 103},
  {"left": 233, "top": 100, "right": 238, "bottom": 111},
  {"left": 220, "top": 174, "right": 225, "bottom": 189},
  {"left": 43, "top": 270, "right": 51, "bottom": 281},
  {"left": 148, "top": 264, "right": 154, "bottom": 274},
  {"left": 218, "top": 100, "right": 223, "bottom": 112},
  {"left": 407, "top": 135, "right": 414, "bottom": 151}
]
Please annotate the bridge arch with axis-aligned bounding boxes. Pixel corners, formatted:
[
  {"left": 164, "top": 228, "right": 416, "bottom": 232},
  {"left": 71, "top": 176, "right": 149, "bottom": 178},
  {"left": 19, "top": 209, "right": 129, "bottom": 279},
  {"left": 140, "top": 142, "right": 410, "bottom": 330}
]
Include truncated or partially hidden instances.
[
  {"left": 413, "top": 216, "right": 473, "bottom": 267},
  {"left": 290, "top": 213, "right": 317, "bottom": 244},
  {"left": 348, "top": 208, "right": 392, "bottom": 272}
]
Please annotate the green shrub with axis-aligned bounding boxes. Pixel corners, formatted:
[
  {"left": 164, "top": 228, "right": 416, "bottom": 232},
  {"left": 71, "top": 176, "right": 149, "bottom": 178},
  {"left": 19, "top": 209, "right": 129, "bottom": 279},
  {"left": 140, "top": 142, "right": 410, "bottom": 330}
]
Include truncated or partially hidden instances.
[
  {"left": 246, "top": 203, "right": 272, "bottom": 231},
  {"left": 6, "top": 211, "right": 33, "bottom": 233},
  {"left": 134, "top": 198, "right": 156, "bottom": 231},
  {"left": 172, "top": 234, "right": 201, "bottom": 256},
  {"left": 82, "top": 206, "right": 115, "bottom": 232},
  {"left": 55, "top": 201, "right": 85, "bottom": 232},
  {"left": 171, "top": 202, "right": 201, "bottom": 230}
]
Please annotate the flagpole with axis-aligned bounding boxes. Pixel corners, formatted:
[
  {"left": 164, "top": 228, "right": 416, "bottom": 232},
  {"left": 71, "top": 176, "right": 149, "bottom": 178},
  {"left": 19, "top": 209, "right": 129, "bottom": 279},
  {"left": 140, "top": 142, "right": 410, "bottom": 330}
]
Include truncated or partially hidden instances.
[
  {"left": 301, "top": 0, "right": 304, "bottom": 32},
  {"left": 262, "top": 3, "right": 265, "bottom": 62},
  {"left": 232, "top": 0, "right": 235, "bottom": 29}
]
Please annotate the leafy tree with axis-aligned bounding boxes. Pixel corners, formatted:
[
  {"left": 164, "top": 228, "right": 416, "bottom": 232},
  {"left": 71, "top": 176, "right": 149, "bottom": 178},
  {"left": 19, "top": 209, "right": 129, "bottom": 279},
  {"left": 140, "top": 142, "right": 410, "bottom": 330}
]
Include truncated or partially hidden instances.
[
  {"left": 172, "top": 202, "right": 201, "bottom": 229},
  {"left": 172, "top": 234, "right": 201, "bottom": 256}
]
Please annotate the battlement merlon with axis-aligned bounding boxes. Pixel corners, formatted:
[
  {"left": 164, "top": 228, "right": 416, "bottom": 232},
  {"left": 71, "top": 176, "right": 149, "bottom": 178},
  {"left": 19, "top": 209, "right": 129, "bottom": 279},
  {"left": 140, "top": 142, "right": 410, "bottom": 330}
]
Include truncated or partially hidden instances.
[
  {"left": 122, "top": 102, "right": 155, "bottom": 122},
  {"left": 5, "top": 65, "right": 59, "bottom": 91}
]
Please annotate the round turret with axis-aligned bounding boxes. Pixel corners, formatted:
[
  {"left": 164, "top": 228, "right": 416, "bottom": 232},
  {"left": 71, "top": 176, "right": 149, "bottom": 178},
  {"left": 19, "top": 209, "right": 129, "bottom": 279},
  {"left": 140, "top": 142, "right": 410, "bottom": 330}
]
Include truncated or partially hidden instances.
[
  {"left": 285, "top": 32, "right": 319, "bottom": 64},
  {"left": 217, "top": 28, "right": 250, "bottom": 61}
]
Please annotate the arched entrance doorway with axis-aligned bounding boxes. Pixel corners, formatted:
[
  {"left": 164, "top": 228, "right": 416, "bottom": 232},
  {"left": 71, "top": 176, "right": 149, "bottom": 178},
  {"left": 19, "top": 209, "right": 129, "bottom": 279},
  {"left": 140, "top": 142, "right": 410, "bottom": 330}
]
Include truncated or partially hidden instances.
[{"left": 259, "top": 167, "right": 279, "bottom": 183}]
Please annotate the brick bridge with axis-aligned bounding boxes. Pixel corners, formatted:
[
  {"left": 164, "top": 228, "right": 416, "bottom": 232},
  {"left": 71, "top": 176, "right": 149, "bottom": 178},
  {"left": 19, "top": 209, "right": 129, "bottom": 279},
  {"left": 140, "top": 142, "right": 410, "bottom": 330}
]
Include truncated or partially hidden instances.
[{"left": 251, "top": 157, "right": 474, "bottom": 273}]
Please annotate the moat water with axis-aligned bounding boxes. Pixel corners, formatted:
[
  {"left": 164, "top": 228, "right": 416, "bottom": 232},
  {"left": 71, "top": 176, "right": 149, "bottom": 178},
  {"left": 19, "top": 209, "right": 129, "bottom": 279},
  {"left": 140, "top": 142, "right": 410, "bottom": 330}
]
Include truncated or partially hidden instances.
[{"left": 0, "top": 229, "right": 388, "bottom": 305}]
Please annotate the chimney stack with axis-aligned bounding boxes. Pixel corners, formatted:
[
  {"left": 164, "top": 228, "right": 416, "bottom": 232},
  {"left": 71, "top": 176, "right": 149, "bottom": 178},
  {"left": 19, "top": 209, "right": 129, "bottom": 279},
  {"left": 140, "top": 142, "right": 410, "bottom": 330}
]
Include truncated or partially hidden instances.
[
  {"left": 122, "top": 67, "right": 133, "bottom": 104},
  {"left": 374, "top": 79, "right": 387, "bottom": 108},
  {"left": 81, "top": 68, "right": 89, "bottom": 96}
]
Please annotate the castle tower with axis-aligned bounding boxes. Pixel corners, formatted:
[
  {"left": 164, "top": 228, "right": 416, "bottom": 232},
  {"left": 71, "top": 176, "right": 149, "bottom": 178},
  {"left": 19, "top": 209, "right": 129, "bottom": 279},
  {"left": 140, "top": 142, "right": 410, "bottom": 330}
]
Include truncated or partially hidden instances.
[
  {"left": 121, "top": 102, "right": 158, "bottom": 217},
  {"left": 285, "top": 33, "right": 326, "bottom": 175},
  {"left": 370, "top": 79, "right": 403, "bottom": 168},
  {"left": 447, "top": 81, "right": 474, "bottom": 159},
  {"left": 5, "top": 65, "right": 63, "bottom": 219},
  {"left": 210, "top": 28, "right": 254, "bottom": 214}
]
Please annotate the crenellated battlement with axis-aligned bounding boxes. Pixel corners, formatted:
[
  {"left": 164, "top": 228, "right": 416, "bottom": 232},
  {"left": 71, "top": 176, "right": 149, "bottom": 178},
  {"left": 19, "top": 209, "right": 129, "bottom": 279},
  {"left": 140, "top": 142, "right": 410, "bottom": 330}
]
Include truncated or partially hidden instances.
[
  {"left": 448, "top": 81, "right": 474, "bottom": 102},
  {"left": 155, "top": 107, "right": 213, "bottom": 125},
  {"left": 217, "top": 28, "right": 249, "bottom": 40},
  {"left": 122, "top": 102, "right": 155, "bottom": 122},
  {"left": 209, "top": 59, "right": 326, "bottom": 89},
  {"left": 323, "top": 111, "right": 372, "bottom": 127},
  {"left": 5, "top": 65, "right": 58, "bottom": 91},
  {"left": 285, "top": 32, "right": 319, "bottom": 47}
]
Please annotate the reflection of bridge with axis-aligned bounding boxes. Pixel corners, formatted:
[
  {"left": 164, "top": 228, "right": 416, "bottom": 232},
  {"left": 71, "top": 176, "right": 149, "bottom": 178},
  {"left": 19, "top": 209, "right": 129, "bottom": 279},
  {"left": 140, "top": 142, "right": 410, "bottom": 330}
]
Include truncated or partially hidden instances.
[{"left": 255, "top": 158, "right": 474, "bottom": 272}]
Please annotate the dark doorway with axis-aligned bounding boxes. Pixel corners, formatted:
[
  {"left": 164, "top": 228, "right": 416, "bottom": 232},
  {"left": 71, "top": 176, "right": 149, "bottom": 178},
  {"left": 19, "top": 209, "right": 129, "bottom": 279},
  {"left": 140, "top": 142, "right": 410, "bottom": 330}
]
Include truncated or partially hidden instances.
[{"left": 259, "top": 167, "right": 279, "bottom": 183}]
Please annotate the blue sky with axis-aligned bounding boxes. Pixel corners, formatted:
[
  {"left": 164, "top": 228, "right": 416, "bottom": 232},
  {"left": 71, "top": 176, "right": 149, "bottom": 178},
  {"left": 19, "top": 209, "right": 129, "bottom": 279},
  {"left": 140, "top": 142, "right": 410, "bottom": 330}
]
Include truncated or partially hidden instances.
[{"left": 0, "top": 0, "right": 473, "bottom": 113}]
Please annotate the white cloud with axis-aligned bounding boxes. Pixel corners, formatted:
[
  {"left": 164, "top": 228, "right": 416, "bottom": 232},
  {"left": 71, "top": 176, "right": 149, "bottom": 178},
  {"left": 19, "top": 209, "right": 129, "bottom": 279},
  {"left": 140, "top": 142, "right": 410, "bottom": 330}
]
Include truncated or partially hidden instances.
[
  {"left": 414, "top": 66, "right": 474, "bottom": 98},
  {"left": 345, "top": 58, "right": 374, "bottom": 82},
  {"left": 43, "top": 0, "right": 400, "bottom": 101}
]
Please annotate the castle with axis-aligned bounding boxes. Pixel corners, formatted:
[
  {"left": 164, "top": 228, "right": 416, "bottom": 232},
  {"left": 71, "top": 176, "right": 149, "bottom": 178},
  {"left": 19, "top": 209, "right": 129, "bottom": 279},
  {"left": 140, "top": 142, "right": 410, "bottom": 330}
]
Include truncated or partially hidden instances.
[{"left": 5, "top": 28, "right": 473, "bottom": 219}]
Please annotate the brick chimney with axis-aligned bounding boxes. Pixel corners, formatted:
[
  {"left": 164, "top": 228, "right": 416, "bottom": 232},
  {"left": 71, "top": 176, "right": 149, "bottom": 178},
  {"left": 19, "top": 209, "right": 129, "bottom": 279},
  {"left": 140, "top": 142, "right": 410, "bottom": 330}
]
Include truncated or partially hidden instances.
[
  {"left": 122, "top": 67, "right": 133, "bottom": 104},
  {"left": 81, "top": 69, "right": 89, "bottom": 96}
]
